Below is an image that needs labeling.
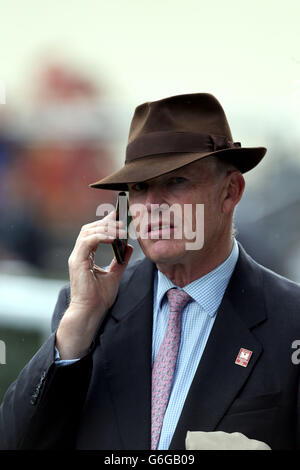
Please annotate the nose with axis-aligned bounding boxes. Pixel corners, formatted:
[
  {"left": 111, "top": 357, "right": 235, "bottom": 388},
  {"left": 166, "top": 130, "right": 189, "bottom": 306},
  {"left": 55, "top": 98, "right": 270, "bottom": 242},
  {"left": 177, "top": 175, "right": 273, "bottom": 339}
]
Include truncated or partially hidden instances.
[{"left": 144, "top": 184, "right": 166, "bottom": 211}]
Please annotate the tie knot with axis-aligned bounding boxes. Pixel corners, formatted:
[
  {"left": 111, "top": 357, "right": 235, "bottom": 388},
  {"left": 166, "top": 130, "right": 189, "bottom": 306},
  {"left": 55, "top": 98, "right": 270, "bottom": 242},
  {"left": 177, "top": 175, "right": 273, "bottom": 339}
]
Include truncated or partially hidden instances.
[{"left": 166, "top": 288, "right": 191, "bottom": 313}]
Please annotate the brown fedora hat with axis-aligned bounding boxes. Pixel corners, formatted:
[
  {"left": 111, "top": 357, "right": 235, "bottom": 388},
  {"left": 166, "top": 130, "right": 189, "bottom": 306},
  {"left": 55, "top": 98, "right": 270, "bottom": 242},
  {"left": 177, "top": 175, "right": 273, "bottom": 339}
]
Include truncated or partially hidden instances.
[{"left": 90, "top": 93, "right": 267, "bottom": 191}]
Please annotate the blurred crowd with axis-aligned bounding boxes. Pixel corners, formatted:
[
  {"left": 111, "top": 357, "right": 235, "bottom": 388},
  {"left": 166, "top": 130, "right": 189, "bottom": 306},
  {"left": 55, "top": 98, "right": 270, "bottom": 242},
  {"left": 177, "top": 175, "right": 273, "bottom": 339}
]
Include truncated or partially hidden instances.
[{"left": 0, "top": 62, "right": 120, "bottom": 278}]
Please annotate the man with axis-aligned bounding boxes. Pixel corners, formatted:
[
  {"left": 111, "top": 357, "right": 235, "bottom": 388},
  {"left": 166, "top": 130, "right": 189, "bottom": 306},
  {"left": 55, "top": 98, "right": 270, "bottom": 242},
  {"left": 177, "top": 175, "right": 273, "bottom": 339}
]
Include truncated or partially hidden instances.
[{"left": 0, "top": 93, "right": 300, "bottom": 450}]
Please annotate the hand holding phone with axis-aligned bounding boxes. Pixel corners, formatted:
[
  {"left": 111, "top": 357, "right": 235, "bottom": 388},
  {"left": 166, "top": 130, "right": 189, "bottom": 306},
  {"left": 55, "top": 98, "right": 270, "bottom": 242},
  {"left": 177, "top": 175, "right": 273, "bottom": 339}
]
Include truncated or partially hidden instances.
[{"left": 56, "top": 196, "right": 133, "bottom": 360}]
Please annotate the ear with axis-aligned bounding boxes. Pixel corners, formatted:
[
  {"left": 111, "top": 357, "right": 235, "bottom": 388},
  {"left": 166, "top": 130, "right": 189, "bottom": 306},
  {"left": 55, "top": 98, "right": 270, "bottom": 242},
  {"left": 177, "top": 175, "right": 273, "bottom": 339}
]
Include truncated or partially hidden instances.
[{"left": 222, "top": 171, "right": 245, "bottom": 214}]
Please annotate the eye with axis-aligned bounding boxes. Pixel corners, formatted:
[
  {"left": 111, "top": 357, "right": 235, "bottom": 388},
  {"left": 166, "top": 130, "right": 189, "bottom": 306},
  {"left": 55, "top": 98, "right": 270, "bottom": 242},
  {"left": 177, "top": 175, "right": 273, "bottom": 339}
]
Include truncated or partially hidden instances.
[
  {"left": 129, "top": 182, "right": 148, "bottom": 192},
  {"left": 169, "top": 177, "right": 186, "bottom": 184}
]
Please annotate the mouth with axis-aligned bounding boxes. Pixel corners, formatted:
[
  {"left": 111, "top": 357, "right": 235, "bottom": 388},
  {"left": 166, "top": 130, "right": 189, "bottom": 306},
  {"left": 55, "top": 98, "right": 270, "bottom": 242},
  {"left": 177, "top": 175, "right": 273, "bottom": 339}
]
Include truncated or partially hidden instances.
[
  {"left": 148, "top": 223, "right": 174, "bottom": 231},
  {"left": 146, "top": 222, "right": 175, "bottom": 239}
]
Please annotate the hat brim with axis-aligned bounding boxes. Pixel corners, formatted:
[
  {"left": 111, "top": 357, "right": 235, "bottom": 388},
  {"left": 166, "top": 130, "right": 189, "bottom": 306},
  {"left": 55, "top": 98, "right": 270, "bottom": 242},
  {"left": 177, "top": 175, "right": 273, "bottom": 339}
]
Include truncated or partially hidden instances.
[{"left": 89, "top": 146, "right": 267, "bottom": 191}]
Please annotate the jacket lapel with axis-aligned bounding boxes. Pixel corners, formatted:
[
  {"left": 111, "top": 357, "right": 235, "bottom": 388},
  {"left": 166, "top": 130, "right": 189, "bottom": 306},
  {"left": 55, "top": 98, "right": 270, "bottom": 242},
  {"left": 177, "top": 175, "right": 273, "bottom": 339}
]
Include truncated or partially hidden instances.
[
  {"left": 169, "top": 245, "right": 267, "bottom": 449},
  {"left": 99, "top": 257, "right": 155, "bottom": 449}
]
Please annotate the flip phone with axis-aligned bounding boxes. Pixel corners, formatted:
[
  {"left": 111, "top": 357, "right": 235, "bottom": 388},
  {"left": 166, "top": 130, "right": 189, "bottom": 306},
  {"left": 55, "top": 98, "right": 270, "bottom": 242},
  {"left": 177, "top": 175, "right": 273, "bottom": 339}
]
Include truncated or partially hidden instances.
[{"left": 111, "top": 191, "right": 131, "bottom": 264}]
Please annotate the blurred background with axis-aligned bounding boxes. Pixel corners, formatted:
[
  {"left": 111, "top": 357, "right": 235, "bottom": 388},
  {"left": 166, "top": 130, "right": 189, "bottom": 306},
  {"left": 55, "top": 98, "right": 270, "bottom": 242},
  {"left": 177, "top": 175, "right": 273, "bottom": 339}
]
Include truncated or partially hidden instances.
[{"left": 0, "top": 0, "right": 300, "bottom": 402}]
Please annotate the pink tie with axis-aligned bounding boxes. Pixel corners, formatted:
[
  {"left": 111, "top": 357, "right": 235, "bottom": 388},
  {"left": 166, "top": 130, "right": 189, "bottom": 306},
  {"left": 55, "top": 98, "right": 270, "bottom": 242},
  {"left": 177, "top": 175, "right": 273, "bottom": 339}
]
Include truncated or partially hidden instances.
[{"left": 151, "top": 288, "right": 191, "bottom": 450}]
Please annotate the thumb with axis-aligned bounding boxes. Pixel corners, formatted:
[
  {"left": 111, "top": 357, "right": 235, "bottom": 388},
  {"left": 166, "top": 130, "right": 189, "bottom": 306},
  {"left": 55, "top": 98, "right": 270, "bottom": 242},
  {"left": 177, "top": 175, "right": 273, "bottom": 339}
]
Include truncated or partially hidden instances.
[{"left": 109, "top": 244, "right": 133, "bottom": 276}]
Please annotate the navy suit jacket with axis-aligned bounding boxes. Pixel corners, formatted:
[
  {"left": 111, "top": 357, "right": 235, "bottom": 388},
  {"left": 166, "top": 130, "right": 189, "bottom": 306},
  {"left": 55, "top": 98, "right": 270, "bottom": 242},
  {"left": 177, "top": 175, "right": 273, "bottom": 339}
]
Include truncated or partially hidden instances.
[{"left": 1, "top": 244, "right": 300, "bottom": 449}]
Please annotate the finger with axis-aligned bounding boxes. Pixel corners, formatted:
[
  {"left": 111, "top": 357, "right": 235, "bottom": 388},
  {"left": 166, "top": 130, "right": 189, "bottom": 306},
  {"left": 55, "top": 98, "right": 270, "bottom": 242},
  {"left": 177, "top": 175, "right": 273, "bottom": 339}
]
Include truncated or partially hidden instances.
[
  {"left": 81, "top": 219, "right": 124, "bottom": 233},
  {"left": 72, "top": 233, "right": 116, "bottom": 262},
  {"left": 82, "top": 226, "right": 127, "bottom": 238},
  {"left": 81, "top": 211, "right": 118, "bottom": 230},
  {"left": 90, "top": 263, "right": 108, "bottom": 275}
]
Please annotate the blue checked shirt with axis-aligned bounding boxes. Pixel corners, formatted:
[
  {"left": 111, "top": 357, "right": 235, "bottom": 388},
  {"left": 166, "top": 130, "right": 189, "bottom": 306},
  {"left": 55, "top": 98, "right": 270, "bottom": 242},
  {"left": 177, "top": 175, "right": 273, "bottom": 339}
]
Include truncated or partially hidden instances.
[
  {"left": 56, "top": 240, "right": 239, "bottom": 449},
  {"left": 152, "top": 239, "right": 239, "bottom": 449}
]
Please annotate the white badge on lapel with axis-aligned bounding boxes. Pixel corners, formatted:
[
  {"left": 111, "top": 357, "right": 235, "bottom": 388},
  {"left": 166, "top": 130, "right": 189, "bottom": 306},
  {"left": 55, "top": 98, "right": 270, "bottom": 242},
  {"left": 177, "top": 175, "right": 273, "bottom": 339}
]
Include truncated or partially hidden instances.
[{"left": 235, "top": 348, "right": 253, "bottom": 367}]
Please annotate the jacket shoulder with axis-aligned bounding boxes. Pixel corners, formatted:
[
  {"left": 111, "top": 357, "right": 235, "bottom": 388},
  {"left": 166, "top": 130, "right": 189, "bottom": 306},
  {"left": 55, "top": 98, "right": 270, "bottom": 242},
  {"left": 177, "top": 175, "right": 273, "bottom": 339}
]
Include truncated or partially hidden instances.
[
  {"left": 257, "top": 259, "right": 300, "bottom": 301},
  {"left": 247, "top": 253, "right": 300, "bottom": 325}
]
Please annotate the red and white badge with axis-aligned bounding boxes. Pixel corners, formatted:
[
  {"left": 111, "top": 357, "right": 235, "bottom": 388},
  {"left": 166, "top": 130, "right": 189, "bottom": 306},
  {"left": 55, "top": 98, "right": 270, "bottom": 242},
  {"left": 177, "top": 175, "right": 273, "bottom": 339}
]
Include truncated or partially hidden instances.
[{"left": 235, "top": 348, "right": 253, "bottom": 367}]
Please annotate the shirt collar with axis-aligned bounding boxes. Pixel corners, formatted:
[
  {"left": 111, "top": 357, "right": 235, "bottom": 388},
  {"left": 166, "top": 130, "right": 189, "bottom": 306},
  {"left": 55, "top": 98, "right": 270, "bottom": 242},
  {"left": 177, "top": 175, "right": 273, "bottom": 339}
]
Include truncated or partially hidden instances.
[{"left": 156, "top": 239, "right": 239, "bottom": 317}]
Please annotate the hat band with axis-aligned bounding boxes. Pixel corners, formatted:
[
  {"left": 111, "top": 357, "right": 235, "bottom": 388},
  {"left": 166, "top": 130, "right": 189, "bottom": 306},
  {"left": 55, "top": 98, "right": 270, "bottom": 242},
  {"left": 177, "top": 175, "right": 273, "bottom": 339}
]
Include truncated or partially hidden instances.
[{"left": 126, "top": 131, "right": 241, "bottom": 162}]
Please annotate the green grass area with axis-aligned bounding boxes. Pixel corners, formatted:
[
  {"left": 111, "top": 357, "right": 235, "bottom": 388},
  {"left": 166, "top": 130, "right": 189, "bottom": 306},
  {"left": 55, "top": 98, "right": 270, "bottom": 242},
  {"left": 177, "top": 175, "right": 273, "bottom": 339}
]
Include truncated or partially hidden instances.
[{"left": 0, "top": 326, "right": 43, "bottom": 403}]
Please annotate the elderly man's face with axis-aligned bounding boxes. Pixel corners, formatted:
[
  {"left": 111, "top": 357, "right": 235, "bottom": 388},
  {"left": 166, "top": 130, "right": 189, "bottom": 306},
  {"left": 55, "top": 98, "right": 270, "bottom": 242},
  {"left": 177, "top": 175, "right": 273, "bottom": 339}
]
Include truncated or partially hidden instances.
[{"left": 128, "top": 157, "right": 232, "bottom": 265}]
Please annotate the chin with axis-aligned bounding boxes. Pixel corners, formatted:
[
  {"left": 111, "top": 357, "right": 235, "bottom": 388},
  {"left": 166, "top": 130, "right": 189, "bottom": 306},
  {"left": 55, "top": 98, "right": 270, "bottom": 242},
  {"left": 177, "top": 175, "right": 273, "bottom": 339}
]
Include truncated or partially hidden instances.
[{"left": 139, "top": 239, "right": 186, "bottom": 264}]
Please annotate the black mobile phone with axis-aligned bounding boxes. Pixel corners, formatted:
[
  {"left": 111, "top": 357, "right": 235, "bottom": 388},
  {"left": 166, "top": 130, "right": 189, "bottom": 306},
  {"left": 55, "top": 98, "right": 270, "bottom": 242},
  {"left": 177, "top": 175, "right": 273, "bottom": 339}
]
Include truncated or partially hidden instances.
[{"left": 111, "top": 191, "right": 131, "bottom": 264}]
